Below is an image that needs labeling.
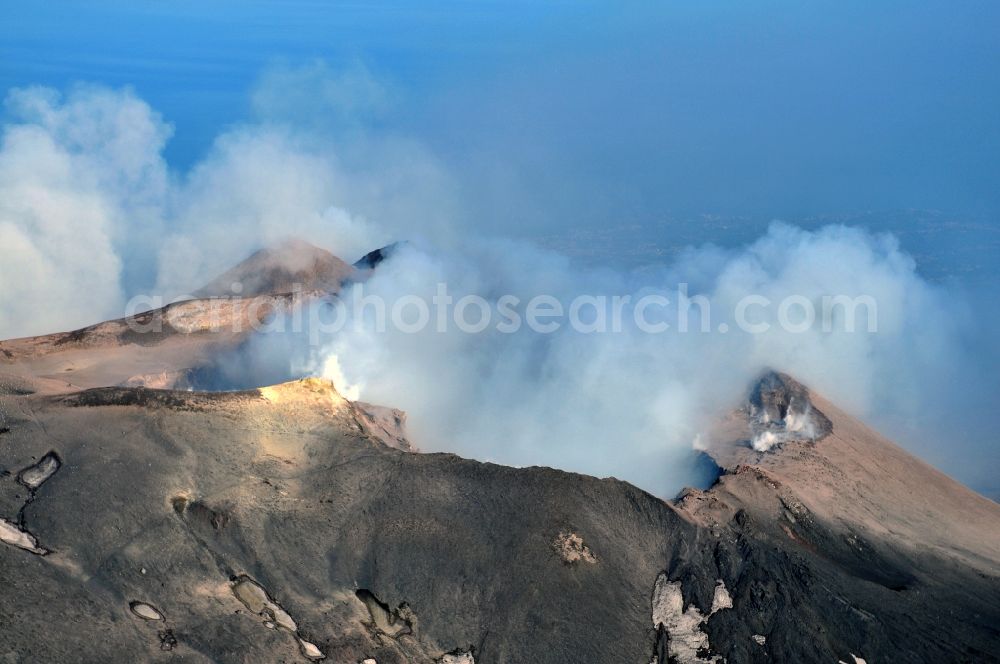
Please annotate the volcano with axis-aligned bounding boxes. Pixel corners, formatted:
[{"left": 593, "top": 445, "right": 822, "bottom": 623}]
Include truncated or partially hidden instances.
[
  {"left": 0, "top": 241, "right": 998, "bottom": 663},
  {"left": 195, "top": 238, "right": 357, "bottom": 298}
]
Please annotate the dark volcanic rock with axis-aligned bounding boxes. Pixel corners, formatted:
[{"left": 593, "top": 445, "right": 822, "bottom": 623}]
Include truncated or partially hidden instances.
[
  {"left": 746, "top": 371, "right": 833, "bottom": 451},
  {"left": 353, "top": 242, "right": 403, "bottom": 271},
  {"left": 0, "top": 378, "right": 997, "bottom": 663}
]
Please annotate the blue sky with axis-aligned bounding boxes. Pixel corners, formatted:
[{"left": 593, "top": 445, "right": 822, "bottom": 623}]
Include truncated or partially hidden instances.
[{"left": 3, "top": 1, "right": 999, "bottom": 235}]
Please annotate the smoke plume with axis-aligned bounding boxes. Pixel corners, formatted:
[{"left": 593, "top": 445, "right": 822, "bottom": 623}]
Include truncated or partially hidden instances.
[
  {"left": 307, "top": 225, "right": 974, "bottom": 494},
  {"left": 0, "top": 71, "right": 995, "bottom": 497}
]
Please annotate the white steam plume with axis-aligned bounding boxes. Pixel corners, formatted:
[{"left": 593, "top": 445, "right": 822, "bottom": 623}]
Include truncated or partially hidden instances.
[
  {"left": 0, "top": 69, "right": 456, "bottom": 326},
  {"left": 307, "top": 225, "right": 966, "bottom": 495},
  {"left": 0, "top": 71, "right": 994, "bottom": 497},
  {"left": 0, "top": 85, "right": 169, "bottom": 337}
]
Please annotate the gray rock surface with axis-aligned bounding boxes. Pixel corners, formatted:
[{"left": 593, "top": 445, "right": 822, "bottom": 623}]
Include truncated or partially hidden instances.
[
  {"left": 1, "top": 245, "right": 998, "bottom": 663},
  {"left": 0, "top": 375, "right": 997, "bottom": 663}
]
